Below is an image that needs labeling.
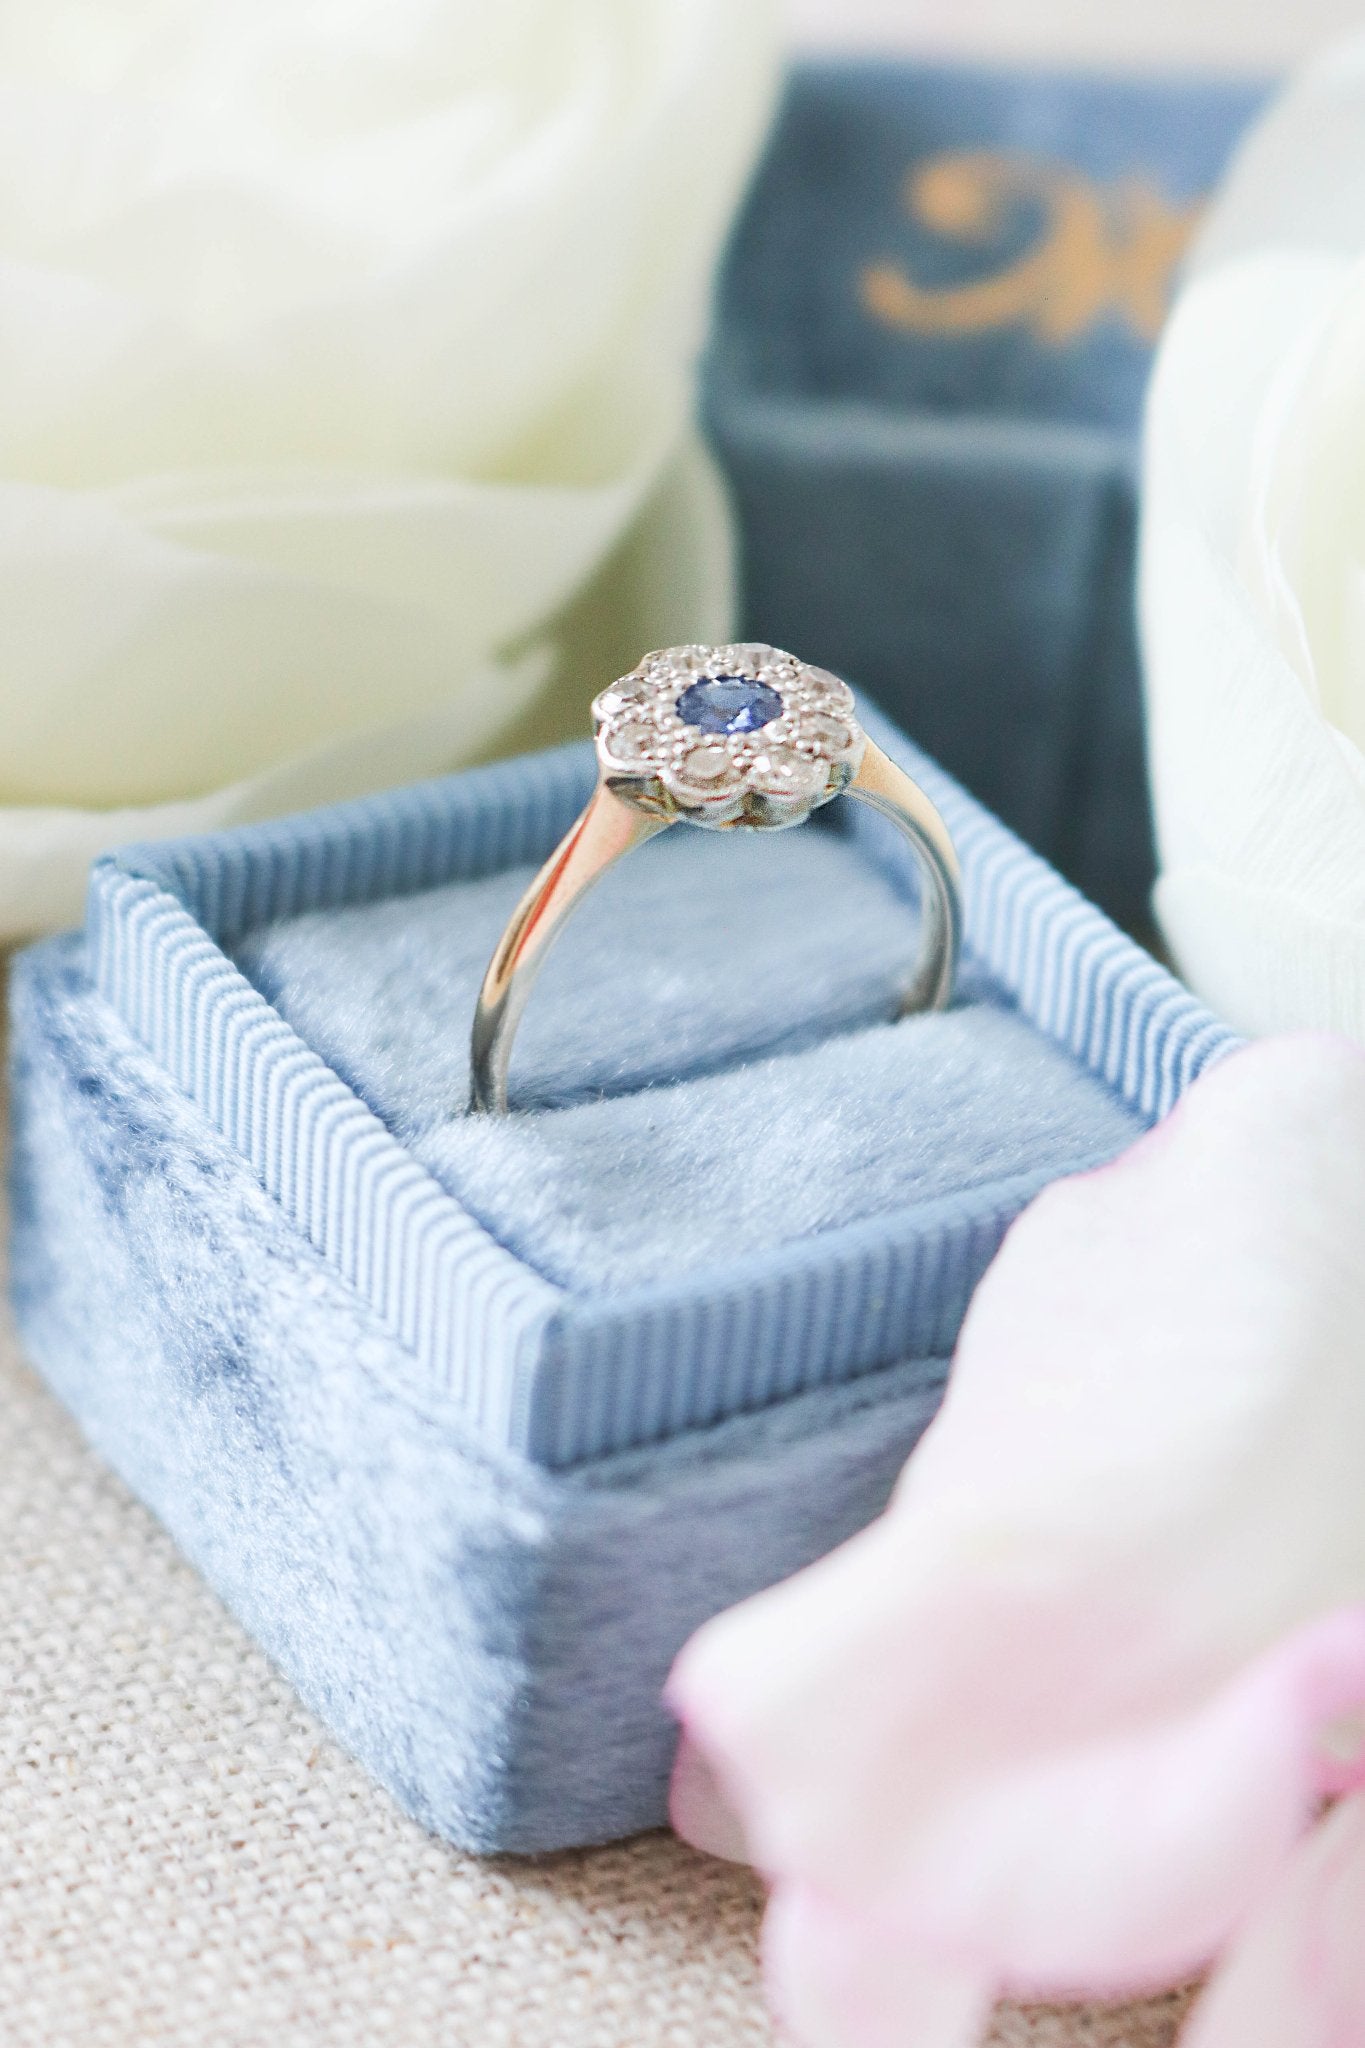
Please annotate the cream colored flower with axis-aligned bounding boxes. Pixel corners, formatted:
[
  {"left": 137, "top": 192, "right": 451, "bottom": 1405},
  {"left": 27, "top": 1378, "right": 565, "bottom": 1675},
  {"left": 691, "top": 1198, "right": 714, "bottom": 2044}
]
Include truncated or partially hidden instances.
[
  {"left": 1141, "top": 34, "right": 1365, "bottom": 1035},
  {"left": 0, "top": 0, "right": 777, "bottom": 936}
]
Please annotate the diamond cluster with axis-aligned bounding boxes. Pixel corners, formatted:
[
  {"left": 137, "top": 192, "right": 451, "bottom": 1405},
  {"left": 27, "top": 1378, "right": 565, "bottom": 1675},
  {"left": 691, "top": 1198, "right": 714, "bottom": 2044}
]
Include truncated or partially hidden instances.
[{"left": 592, "top": 643, "right": 864, "bottom": 829}]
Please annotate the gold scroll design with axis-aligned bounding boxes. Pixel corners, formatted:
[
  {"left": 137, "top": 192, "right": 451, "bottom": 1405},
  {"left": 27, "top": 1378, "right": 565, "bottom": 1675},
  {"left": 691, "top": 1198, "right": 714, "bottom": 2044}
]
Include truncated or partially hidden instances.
[{"left": 861, "top": 150, "right": 1201, "bottom": 345}]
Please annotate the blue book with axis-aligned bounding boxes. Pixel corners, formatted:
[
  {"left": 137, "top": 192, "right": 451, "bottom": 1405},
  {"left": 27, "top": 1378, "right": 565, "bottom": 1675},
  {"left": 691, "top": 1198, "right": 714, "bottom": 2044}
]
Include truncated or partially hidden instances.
[{"left": 705, "top": 60, "right": 1266, "bottom": 933}]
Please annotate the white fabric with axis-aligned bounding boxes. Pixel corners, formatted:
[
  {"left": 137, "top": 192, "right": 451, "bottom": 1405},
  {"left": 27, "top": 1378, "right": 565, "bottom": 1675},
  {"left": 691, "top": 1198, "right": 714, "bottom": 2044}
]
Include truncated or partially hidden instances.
[{"left": 0, "top": 1, "right": 775, "bottom": 939}]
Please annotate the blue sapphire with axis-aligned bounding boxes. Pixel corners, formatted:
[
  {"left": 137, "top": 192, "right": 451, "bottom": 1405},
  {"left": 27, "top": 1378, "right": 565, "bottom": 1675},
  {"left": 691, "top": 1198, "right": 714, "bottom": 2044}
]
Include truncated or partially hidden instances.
[{"left": 675, "top": 674, "right": 782, "bottom": 736}]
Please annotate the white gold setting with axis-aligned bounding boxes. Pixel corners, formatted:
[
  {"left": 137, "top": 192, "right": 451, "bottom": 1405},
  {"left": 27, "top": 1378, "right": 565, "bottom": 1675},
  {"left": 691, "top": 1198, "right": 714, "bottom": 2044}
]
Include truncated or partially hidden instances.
[
  {"left": 591, "top": 642, "right": 865, "bottom": 829},
  {"left": 469, "top": 643, "right": 962, "bottom": 1113}
]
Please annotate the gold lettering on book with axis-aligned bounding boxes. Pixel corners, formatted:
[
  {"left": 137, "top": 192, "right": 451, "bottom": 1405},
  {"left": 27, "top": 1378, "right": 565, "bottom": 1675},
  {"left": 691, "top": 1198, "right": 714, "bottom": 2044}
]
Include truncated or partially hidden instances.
[{"left": 861, "top": 150, "right": 1200, "bottom": 344}]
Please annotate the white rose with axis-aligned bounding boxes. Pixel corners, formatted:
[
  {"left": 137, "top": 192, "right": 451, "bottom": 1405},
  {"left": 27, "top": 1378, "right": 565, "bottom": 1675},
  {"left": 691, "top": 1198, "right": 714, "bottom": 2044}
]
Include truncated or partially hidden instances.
[
  {"left": 0, "top": 0, "right": 777, "bottom": 935},
  {"left": 1140, "top": 34, "right": 1365, "bottom": 1036}
]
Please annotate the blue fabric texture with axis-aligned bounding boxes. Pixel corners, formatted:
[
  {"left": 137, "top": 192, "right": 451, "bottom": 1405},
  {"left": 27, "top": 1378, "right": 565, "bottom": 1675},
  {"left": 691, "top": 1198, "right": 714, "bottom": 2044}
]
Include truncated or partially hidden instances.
[
  {"left": 9, "top": 940, "right": 945, "bottom": 1852},
  {"left": 704, "top": 61, "right": 1266, "bottom": 931},
  {"left": 9, "top": 709, "right": 1236, "bottom": 1851},
  {"left": 79, "top": 704, "right": 1234, "bottom": 1465},
  {"left": 234, "top": 837, "right": 1142, "bottom": 1296}
]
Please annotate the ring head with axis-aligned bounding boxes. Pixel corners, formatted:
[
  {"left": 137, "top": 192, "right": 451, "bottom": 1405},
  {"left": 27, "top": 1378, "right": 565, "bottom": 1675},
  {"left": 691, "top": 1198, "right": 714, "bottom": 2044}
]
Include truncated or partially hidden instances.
[{"left": 592, "top": 644, "right": 865, "bottom": 829}]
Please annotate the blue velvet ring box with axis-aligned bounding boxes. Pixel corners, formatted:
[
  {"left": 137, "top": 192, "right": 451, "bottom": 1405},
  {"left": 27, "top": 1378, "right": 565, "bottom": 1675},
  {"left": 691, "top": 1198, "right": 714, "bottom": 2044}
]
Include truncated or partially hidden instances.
[{"left": 8, "top": 702, "right": 1233, "bottom": 1852}]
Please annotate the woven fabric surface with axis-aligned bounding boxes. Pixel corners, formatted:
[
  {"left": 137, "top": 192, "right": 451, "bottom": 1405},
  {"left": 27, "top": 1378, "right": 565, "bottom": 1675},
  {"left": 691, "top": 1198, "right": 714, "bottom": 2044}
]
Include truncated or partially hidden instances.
[{"left": 0, "top": 1048, "right": 1197, "bottom": 2048}]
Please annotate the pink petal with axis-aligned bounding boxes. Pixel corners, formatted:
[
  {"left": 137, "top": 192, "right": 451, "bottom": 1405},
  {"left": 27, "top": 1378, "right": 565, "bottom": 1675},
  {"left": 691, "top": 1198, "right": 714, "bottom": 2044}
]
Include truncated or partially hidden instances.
[
  {"left": 668, "top": 1037, "right": 1365, "bottom": 2001},
  {"left": 670, "top": 1731, "right": 749, "bottom": 1863},
  {"left": 763, "top": 1885, "right": 991, "bottom": 2048},
  {"left": 883, "top": 1606, "right": 1365, "bottom": 1989},
  {"left": 1182, "top": 1793, "right": 1365, "bottom": 2048},
  {"left": 679, "top": 1597, "right": 1365, "bottom": 1994}
]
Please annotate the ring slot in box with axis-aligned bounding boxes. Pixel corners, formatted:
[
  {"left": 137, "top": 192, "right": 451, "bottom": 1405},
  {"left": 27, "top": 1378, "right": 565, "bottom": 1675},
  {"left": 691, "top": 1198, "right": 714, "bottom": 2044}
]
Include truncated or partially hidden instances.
[{"left": 8, "top": 704, "right": 1234, "bottom": 1850}]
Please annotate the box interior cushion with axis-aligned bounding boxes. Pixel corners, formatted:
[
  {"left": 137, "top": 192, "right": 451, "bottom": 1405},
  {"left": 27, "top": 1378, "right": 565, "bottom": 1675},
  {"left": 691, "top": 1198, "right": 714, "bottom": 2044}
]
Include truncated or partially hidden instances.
[{"left": 232, "top": 817, "right": 1142, "bottom": 1297}]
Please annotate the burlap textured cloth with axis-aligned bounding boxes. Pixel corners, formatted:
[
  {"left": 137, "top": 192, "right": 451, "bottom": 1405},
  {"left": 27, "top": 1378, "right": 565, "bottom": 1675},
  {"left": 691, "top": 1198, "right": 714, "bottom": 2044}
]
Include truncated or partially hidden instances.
[{"left": 0, "top": 1069, "right": 1195, "bottom": 2048}]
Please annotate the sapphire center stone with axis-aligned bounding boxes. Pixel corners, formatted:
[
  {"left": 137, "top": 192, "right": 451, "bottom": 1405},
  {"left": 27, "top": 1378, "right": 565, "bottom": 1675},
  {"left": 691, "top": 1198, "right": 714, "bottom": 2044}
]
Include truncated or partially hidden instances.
[{"left": 675, "top": 674, "right": 782, "bottom": 736}]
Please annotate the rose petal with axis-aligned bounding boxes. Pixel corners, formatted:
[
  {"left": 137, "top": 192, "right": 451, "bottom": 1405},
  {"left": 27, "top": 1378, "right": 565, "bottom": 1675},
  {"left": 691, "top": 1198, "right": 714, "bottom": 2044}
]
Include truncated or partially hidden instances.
[
  {"left": 0, "top": 1, "right": 778, "bottom": 932},
  {"left": 669, "top": 1038, "right": 1365, "bottom": 1999},
  {"left": 1182, "top": 1793, "right": 1365, "bottom": 2048},
  {"left": 878, "top": 1606, "right": 1365, "bottom": 1988},
  {"left": 1141, "top": 29, "right": 1365, "bottom": 1035},
  {"left": 1140, "top": 256, "right": 1365, "bottom": 1039},
  {"left": 670, "top": 1731, "right": 750, "bottom": 1865},
  {"left": 764, "top": 1885, "right": 992, "bottom": 2048},
  {"left": 1240, "top": 260, "right": 1365, "bottom": 748},
  {"left": 680, "top": 1576, "right": 1365, "bottom": 1991},
  {"left": 1188, "top": 33, "right": 1365, "bottom": 274},
  {"left": 0, "top": 457, "right": 659, "bottom": 807}
]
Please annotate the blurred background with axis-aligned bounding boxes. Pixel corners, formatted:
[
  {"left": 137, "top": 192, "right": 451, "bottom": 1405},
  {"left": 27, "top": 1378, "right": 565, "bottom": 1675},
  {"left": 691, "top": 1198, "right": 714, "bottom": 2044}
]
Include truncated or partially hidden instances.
[
  {"left": 698, "top": 0, "right": 1362, "bottom": 938},
  {"left": 789, "top": 0, "right": 1363, "bottom": 69}
]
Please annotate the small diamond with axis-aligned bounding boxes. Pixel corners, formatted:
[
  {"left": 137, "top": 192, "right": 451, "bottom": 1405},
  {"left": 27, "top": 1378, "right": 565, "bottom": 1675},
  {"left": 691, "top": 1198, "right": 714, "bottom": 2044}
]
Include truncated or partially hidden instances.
[
  {"left": 594, "top": 676, "right": 652, "bottom": 721},
  {"left": 606, "top": 721, "right": 659, "bottom": 763},
  {"left": 728, "top": 642, "right": 778, "bottom": 671},
  {"left": 676, "top": 675, "right": 783, "bottom": 736},
  {"left": 750, "top": 746, "right": 827, "bottom": 795},
  {"left": 676, "top": 743, "right": 738, "bottom": 786},
  {"left": 804, "top": 714, "right": 853, "bottom": 753},
  {"left": 803, "top": 668, "right": 853, "bottom": 708}
]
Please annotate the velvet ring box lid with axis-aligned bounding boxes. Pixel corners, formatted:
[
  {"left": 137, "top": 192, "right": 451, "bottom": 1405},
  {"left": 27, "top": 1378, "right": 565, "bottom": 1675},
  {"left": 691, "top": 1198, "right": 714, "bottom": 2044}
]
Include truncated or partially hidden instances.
[
  {"left": 9, "top": 701, "right": 1235, "bottom": 1850},
  {"left": 705, "top": 61, "right": 1266, "bottom": 932},
  {"left": 80, "top": 701, "right": 1228, "bottom": 1466}
]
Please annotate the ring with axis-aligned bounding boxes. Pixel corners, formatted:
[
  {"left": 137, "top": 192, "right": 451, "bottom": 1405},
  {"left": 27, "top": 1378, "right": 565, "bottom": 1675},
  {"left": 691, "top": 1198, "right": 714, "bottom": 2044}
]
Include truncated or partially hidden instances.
[{"left": 469, "top": 643, "right": 961, "bottom": 1114}]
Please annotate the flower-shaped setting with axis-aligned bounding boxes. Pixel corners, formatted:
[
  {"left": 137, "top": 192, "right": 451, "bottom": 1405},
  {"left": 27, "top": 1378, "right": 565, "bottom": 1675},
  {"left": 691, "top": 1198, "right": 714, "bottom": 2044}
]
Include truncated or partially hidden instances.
[{"left": 591, "top": 643, "right": 865, "bottom": 828}]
